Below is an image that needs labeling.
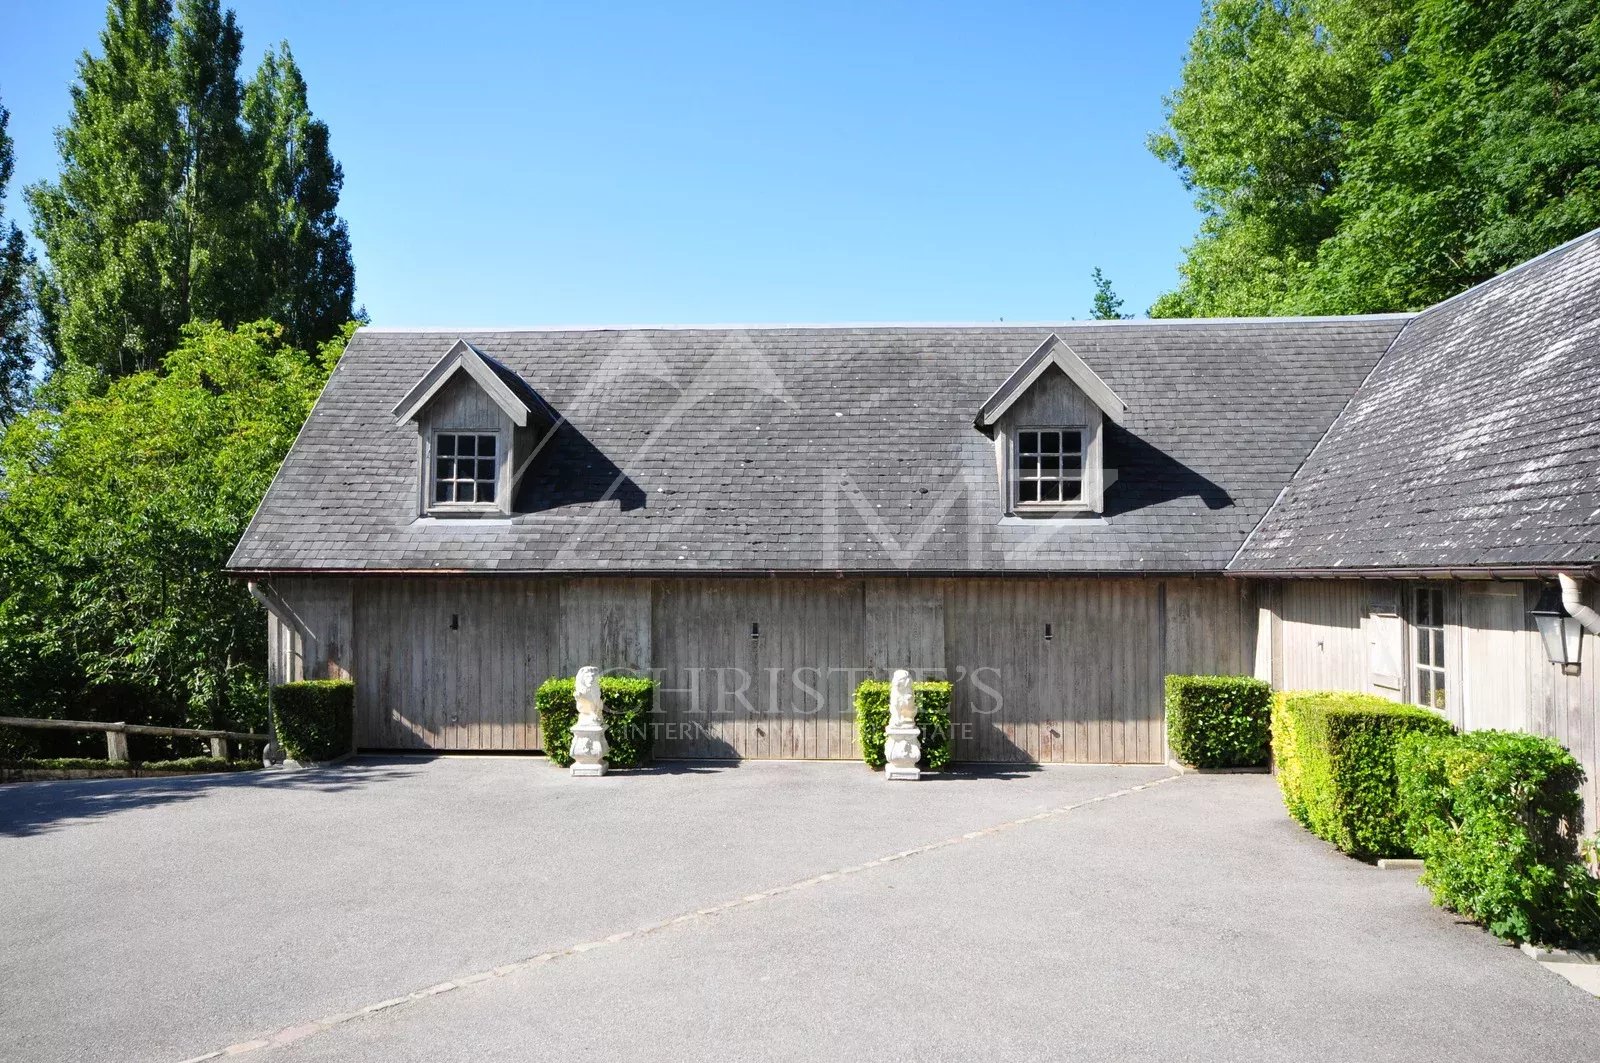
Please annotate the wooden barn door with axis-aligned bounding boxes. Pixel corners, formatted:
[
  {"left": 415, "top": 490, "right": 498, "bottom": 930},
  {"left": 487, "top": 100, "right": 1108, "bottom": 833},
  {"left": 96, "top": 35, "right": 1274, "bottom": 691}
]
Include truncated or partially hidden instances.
[
  {"left": 353, "top": 579, "right": 557, "bottom": 750},
  {"left": 944, "top": 579, "right": 1164, "bottom": 764},
  {"left": 651, "top": 579, "right": 868, "bottom": 759}
]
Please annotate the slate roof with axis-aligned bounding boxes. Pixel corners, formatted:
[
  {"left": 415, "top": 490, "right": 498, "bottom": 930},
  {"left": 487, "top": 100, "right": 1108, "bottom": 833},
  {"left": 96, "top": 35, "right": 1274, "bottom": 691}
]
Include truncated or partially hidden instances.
[
  {"left": 1231, "top": 230, "right": 1600, "bottom": 575},
  {"left": 228, "top": 318, "right": 1407, "bottom": 575}
]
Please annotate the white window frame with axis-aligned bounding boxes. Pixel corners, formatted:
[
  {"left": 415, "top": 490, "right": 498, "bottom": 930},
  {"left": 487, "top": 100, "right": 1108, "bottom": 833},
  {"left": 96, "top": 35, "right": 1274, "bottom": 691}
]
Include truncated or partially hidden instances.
[
  {"left": 1411, "top": 585, "right": 1447, "bottom": 711},
  {"left": 1011, "top": 425, "right": 1088, "bottom": 514},
  {"left": 427, "top": 429, "right": 506, "bottom": 514}
]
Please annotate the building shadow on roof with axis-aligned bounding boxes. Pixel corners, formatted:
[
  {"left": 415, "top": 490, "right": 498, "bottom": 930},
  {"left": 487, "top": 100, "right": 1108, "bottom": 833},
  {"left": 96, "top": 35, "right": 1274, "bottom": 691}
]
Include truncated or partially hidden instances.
[
  {"left": 1101, "top": 425, "right": 1233, "bottom": 517},
  {"left": 0, "top": 760, "right": 418, "bottom": 839},
  {"left": 514, "top": 421, "right": 647, "bottom": 514}
]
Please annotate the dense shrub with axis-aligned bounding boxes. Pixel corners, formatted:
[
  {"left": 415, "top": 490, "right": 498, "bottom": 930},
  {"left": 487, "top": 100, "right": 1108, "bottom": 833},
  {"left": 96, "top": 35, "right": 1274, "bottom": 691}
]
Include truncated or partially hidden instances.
[
  {"left": 0, "top": 756, "right": 258, "bottom": 779},
  {"left": 1272, "top": 690, "right": 1453, "bottom": 858},
  {"left": 0, "top": 324, "right": 346, "bottom": 741},
  {"left": 1, "top": 755, "right": 254, "bottom": 771},
  {"left": 1398, "top": 730, "right": 1600, "bottom": 946},
  {"left": 272, "top": 679, "right": 354, "bottom": 762},
  {"left": 139, "top": 757, "right": 259, "bottom": 773},
  {"left": 855, "top": 679, "right": 954, "bottom": 771},
  {"left": 536, "top": 676, "right": 655, "bottom": 768},
  {"left": 1165, "top": 675, "right": 1272, "bottom": 768}
]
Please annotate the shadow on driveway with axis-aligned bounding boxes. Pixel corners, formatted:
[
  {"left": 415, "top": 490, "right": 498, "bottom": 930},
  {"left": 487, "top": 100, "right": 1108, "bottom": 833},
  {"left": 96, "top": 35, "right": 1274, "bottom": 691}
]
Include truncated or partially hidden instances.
[{"left": 0, "top": 759, "right": 419, "bottom": 839}]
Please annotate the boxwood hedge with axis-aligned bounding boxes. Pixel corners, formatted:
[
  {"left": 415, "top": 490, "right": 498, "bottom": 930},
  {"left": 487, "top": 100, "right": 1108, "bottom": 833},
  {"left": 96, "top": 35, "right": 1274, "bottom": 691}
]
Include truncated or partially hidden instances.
[
  {"left": 272, "top": 679, "right": 354, "bottom": 763},
  {"left": 1397, "top": 729, "right": 1600, "bottom": 946},
  {"left": 1272, "top": 690, "right": 1453, "bottom": 859},
  {"left": 854, "top": 678, "right": 954, "bottom": 771},
  {"left": 536, "top": 675, "right": 655, "bottom": 768},
  {"left": 1164, "top": 675, "right": 1272, "bottom": 768}
]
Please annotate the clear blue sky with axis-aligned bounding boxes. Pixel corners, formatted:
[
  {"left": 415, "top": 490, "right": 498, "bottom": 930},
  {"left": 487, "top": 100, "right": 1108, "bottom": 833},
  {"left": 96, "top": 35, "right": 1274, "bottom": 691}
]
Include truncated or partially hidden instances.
[{"left": 1, "top": 2, "right": 1205, "bottom": 327}]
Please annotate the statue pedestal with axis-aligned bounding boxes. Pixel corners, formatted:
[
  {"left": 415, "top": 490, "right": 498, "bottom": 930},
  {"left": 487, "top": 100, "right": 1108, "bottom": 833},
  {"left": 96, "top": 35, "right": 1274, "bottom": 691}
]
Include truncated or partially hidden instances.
[
  {"left": 884, "top": 721, "right": 922, "bottom": 781},
  {"left": 569, "top": 719, "right": 608, "bottom": 777}
]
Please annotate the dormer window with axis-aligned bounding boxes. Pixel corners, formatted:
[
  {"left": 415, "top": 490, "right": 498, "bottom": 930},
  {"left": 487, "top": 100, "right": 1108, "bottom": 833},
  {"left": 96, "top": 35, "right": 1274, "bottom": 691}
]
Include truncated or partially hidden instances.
[
  {"left": 392, "top": 338, "right": 560, "bottom": 519},
  {"left": 976, "top": 333, "right": 1128, "bottom": 518},
  {"left": 433, "top": 432, "right": 501, "bottom": 506},
  {"left": 1015, "top": 428, "right": 1084, "bottom": 508}
]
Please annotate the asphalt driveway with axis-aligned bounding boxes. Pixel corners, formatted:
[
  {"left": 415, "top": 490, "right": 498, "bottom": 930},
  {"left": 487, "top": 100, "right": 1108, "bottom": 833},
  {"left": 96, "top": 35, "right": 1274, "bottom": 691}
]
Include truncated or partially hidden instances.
[{"left": 1, "top": 757, "right": 1595, "bottom": 1063}]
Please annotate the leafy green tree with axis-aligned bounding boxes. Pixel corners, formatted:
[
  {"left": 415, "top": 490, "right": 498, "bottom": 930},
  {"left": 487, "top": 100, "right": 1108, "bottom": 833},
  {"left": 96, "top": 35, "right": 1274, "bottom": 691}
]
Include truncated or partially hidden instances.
[
  {"left": 0, "top": 321, "right": 345, "bottom": 735},
  {"left": 1308, "top": 0, "right": 1600, "bottom": 312},
  {"left": 1090, "top": 268, "right": 1131, "bottom": 320},
  {"left": 171, "top": 0, "right": 259, "bottom": 328},
  {"left": 27, "top": 0, "right": 183, "bottom": 376},
  {"left": 27, "top": 0, "right": 356, "bottom": 376},
  {"left": 1150, "top": 0, "right": 1600, "bottom": 316},
  {"left": 244, "top": 44, "right": 356, "bottom": 350},
  {"left": 0, "top": 97, "right": 35, "bottom": 424}
]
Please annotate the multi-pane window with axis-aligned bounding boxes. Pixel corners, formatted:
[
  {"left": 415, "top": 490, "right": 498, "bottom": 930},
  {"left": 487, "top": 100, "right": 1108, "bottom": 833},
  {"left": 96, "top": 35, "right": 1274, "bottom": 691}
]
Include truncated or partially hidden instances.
[
  {"left": 1015, "top": 428, "right": 1084, "bottom": 506},
  {"left": 1413, "top": 586, "right": 1446, "bottom": 711},
  {"left": 434, "top": 433, "right": 498, "bottom": 505}
]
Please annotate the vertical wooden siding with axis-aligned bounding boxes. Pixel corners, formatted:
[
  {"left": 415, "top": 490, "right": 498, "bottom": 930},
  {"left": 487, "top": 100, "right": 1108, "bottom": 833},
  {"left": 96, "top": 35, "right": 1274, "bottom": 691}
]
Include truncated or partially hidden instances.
[
  {"left": 1276, "top": 581, "right": 1368, "bottom": 692},
  {"left": 265, "top": 574, "right": 1257, "bottom": 765},
  {"left": 651, "top": 579, "right": 868, "bottom": 760},
  {"left": 1267, "top": 578, "right": 1600, "bottom": 834},
  {"left": 943, "top": 578, "right": 1171, "bottom": 764},
  {"left": 1458, "top": 585, "right": 1528, "bottom": 732},
  {"left": 351, "top": 579, "right": 556, "bottom": 750}
]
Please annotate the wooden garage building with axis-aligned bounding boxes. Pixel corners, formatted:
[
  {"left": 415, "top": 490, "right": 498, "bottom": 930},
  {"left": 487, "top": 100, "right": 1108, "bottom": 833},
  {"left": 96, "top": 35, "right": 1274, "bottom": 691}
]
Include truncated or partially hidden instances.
[{"left": 230, "top": 230, "right": 1600, "bottom": 800}]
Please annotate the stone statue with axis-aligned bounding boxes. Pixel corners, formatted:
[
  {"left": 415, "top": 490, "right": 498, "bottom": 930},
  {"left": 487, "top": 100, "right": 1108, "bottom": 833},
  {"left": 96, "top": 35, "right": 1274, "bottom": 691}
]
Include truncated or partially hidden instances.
[
  {"left": 883, "top": 668, "right": 922, "bottom": 781},
  {"left": 889, "top": 669, "right": 917, "bottom": 729},
  {"left": 574, "top": 666, "right": 604, "bottom": 725},
  {"left": 569, "top": 665, "right": 609, "bottom": 777}
]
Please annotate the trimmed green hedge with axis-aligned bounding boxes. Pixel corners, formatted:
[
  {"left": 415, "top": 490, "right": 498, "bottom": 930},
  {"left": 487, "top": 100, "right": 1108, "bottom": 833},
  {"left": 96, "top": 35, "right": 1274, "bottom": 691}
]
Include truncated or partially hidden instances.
[
  {"left": 1165, "top": 675, "right": 1272, "bottom": 768},
  {"left": 1398, "top": 730, "right": 1600, "bottom": 946},
  {"left": 272, "top": 679, "right": 354, "bottom": 763},
  {"left": 0, "top": 756, "right": 257, "bottom": 773},
  {"left": 855, "top": 679, "right": 954, "bottom": 771},
  {"left": 536, "top": 675, "right": 655, "bottom": 768},
  {"left": 1272, "top": 690, "right": 1453, "bottom": 859}
]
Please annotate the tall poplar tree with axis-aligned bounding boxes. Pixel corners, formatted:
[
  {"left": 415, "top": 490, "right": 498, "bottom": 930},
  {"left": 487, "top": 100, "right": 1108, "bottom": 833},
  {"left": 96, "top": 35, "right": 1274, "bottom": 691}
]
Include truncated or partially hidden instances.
[
  {"left": 172, "top": 0, "right": 257, "bottom": 328},
  {"left": 27, "top": 0, "right": 356, "bottom": 377},
  {"left": 27, "top": 0, "right": 183, "bottom": 376},
  {"left": 244, "top": 44, "right": 355, "bottom": 351},
  {"left": 0, "top": 98, "right": 34, "bottom": 423}
]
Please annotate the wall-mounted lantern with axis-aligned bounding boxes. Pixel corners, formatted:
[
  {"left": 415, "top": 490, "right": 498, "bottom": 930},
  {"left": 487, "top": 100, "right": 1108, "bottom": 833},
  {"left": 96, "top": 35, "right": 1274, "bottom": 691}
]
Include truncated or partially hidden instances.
[{"left": 1531, "top": 586, "right": 1584, "bottom": 675}]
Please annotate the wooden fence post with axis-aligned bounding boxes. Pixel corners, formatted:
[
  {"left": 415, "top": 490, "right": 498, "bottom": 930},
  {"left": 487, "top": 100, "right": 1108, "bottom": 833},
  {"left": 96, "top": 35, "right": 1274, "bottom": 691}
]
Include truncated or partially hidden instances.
[
  {"left": 209, "top": 736, "right": 228, "bottom": 760},
  {"left": 106, "top": 727, "right": 129, "bottom": 763}
]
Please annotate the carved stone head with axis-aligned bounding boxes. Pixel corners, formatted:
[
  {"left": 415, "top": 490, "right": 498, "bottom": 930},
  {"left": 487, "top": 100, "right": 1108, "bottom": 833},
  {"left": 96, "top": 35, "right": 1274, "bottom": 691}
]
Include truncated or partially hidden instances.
[
  {"left": 889, "top": 668, "right": 916, "bottom": 727},
  {"left": 574, "top": 665, "right": 604, "bottom": 720}
]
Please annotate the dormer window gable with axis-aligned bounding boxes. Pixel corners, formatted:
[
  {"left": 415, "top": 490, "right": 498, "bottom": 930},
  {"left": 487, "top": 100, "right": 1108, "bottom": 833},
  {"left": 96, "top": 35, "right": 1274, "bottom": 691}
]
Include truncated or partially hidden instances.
[
  {"left": 976, "top": 334, "right": 1128, "bottom": 517},
  {"left": 392, "top": 339, "right": 557, "bottom": 518}
]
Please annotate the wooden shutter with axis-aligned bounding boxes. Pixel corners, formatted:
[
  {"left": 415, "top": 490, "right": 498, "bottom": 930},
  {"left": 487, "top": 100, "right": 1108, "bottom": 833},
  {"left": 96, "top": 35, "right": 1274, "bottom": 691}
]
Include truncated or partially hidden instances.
[{"left": 1366, "top": 586, "right": 1403, "bottom": 696}]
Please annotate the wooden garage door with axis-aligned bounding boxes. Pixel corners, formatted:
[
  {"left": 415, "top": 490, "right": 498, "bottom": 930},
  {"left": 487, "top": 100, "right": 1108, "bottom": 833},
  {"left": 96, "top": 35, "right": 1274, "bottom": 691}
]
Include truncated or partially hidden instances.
[
  {"left": 353, "top": 579, "right": 557, "bottom": 750},
  {"left": 651, "top": 579, "right": 869, "bottom": 759},
  {"left": 944, "top": 579, "right": 1164, "bottom": 763}
]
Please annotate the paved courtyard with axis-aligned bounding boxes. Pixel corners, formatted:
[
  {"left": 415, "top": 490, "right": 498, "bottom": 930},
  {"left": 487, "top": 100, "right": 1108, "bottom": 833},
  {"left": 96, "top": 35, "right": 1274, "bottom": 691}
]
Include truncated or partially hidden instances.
[{"left": 1, "top": 757, "right": 1596, "bottom": 1062}]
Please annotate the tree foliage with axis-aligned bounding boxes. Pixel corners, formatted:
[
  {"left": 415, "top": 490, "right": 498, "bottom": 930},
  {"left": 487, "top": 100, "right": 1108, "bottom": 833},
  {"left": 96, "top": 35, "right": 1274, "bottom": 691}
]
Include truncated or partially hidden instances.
[
  {"left": 27, "top": 0, "right": 355, "bottom": 376},
  {"left": 0, "top": 98, "right": 34, "bottom": 424},
  {"left": 245, "top": 44, "right": 357, "bottom": 351},
  {"left": 1151, "top": 0, "right": 1600, "bottom": 316},
  {"left": 0, "top": 322, "right": 345, "bottom": 735},
  {"left": 1090, "top": 267, "right": 1131, "bottom": 319}
]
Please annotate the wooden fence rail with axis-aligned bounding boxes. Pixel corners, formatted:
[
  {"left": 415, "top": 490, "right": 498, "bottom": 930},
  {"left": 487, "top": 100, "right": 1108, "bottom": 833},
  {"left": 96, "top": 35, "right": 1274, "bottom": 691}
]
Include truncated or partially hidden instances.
[{"left": 0, "top": 716, "right": 269, "bottom": 763}]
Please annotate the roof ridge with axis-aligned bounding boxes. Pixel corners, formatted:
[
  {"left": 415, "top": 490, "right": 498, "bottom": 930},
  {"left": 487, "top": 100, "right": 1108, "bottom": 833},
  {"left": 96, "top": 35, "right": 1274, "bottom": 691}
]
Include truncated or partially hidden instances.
[
  {"left": 353, "top": 313, "right": 1417, "bottom": 334},
  {"left": 1407, "top": 226, "right": 1600, "bottom": 322}
]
